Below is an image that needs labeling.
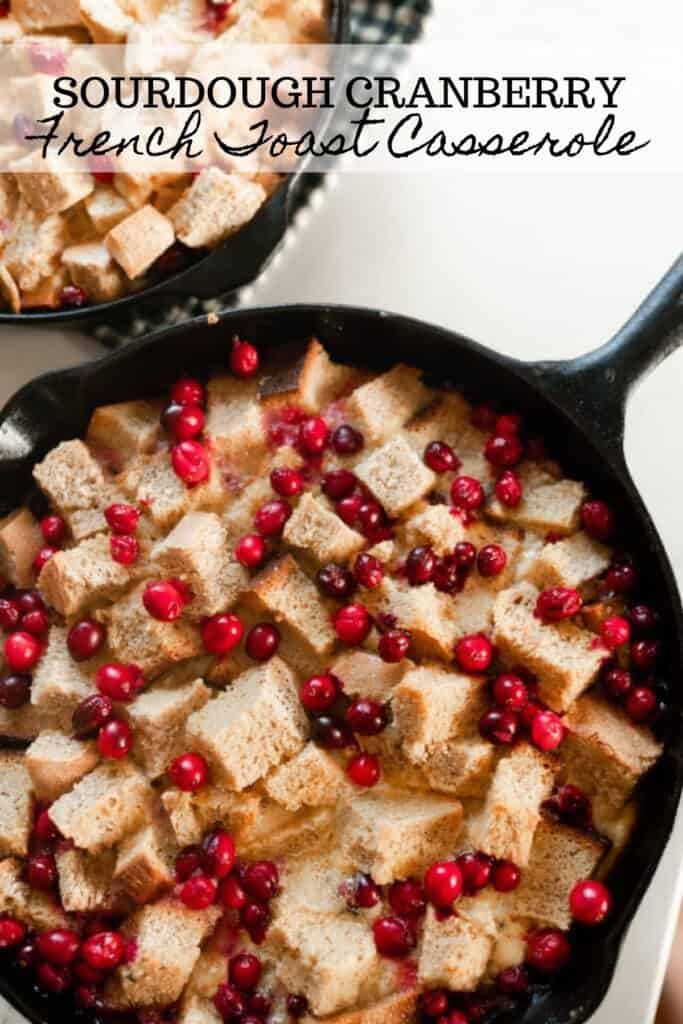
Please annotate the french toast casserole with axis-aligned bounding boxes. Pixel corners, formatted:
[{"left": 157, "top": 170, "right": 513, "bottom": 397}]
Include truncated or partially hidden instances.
[{"left": 0, "top": 336, "right": 666, "bottom": 1023}]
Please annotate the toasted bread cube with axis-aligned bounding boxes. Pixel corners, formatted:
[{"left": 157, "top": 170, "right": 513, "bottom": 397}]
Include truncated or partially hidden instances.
[
  {"left": 113, "top": 173, "right": 153, "bottom": 208},
  {"left": 31, "top": 626, "right": 96, "bottom": 722},
  {"left": 106, "top": 205, "right": 174, "bottom": 280},
  {"left": 530, "top": 531, "right": 612, "bottom": 591},
  {"left": 445, "top": 581, "right": 498, "bottom": 641},
  {"left": 168, "top": 168, "right": 266, "bottom": 249},
  {"left": 186, "top": 658, "right": 309, "bottom": 790},
  {"left": 26, "top": 731, "right": 98, "bottom": 802},
  {"left": 106, "top": 583, "right": 202, "bottom": 677},
  {"left": 119, "top": 451, "right": 191, "bottom": 530},
  {"left": 161, "top": 787, "right": 262, "bottom": 848},
  {"left": 0, "top": 263, "right": 20, "bottom": 313},
  {"left": 346, "top": 365, "right": 431, "bottom": 445},
  {"left": 86, "top": 399, "right": 163, "bottom": 461},
  {"left": 0, "top": 753, "right": 33, "bottom": 857},
  {"left": 86, "top": 185, "right": 133, "bottom": 234},
  {"left": 246, "top": 554, "right": 336, "bottom": 658},
  {"left": 3, "top": 200, "right": 65, "bottom": 292},
  {"left": 403, "top": 392, "right": 473, "bottom": 453},
  {"left": 13, "top": 0, "right": 81, "bottom": 29},
  {"left": 274, "top": 853, "right": 350, "bottom": 919},
  {"left": 38, "top": 532, "right": 132, "bottom": 617},
  {"left": 366, "top": 578, "right": 454, "bottom": 660},
  {"left": 50, "top": 762, "right": 153, "bottom": 854},
  {"left": 355, "top": 436, "right": 435, "bottom": 518},
  {"left": 55, "top": 847, "right": 117, "bottom": 913},
  {"left": 330, "top": 650, "right": 409, "bottom": 701},
  {"left": 21, "top": 267, "right": 69, "bottom": 311},
  {"left": 265, "top": 743, "right": 349, "bottom": 812},
  {"left": 340, "top": 789, "right": 463, "bottom": 884},
  {"left": 283, "top": 493, "right": 365, "bottom": 565},
  {"left": 240, "top": 802, "right": 335, "bottom": 861},
  {"left": 514, "top": 818, "right": 605, "bottom": 929},
  {"left": 106, "top": 898, "right": 221, "bottom": 1009},
  {"left": 205, "top": 375, "right": 266, "bottom": 470},
  {"left": 125, "top": 678, "right": 210, "bottom": 779},
  {"left": 263, "top": 338, "right": 363, "bottom": 413},
  {"left": 79, "top": 0, "right": 132, "bottom": 40},
  {"left": 62, "top": 241, "right": 126, "bottom": 303},
  {"left": 299, "top": 990, "right": 419, "bottom": 1024},
  {"left": 562, "top": 694, "right": 662, "bottom": 816},
  {"left": 422, "top": 737, "right": 495, "bottom": 798},
  {"left": 0, "top": 507, "right": 43, "bottom": 588},
  {"left": 33, "top": 439, "right": 105, "bottom": 513},
  {"left": 114, "top": 817, "right": 176, "bottom": 904},
  {"left": 392, "top": 665, "right": 484, "bottom": 764},
  {"left": 0, "top": 858, "right": 69, "bottom": 931},
  {"left": 474, "top": 744, "right": 555, "bottom": 866},
  {"left": 403, "top": 503, "right": 465, "bottom": 555},
  {"left": 418, "top": 902, "right": 496, "bottom": 991},
  {"left": 0, "top": 704, "right": 61, "bottom": 742},
  {"left": 488, "top": 477, "right": 586, "bottom": 535},
  {"left": 14, "top": 159, "right": 93, "bottom": 216},
  {"left": 492, "top": 583, "right": 605, "bottom": 712}
]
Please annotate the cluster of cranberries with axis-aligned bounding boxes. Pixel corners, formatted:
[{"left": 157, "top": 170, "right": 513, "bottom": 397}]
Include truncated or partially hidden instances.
[
  {"left": 33, "top": 512, "right": 68, "bottom": 575},
  {"left": 14, "top": 921, "right": 128, "bottom": 1004},
  {"left": 0, "top": 587, "right": 52, "bottom": 707},
  {"left": 600, "top": 603, "right": 663, "bottom": 726},
  {"left": 478, "top": 670, "right": 565, "bottom": 753},
  {"left": 105, "top": 501, "right": 142, "bottom": 567},
  {"left": 69, "top": 622, "right": 137, "bottom": 761}
]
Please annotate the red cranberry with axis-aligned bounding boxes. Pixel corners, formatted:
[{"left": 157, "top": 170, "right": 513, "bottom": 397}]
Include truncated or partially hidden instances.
[
  {"left": 171, "top": 378, "right": 205, "bottom": 407},
  {"left": 143, "top": 580, "right": 184, "bottom": 622},
  {"left": 526, "top": 928, "right": 571, "bottom": 973},
  {"left": 170, "top": 752, "right": 209, "bottom": 792},
  {"left": 554, "top": 784, "right": 593, "bottom": 828},
  {"left": 535, "top": 587, "right": 582, "bottom": 623},
  {"left": 485, "top": 433, "right": 523, "bottom": 467},
  {"left": 0, "top": 599, "right": 19, "bottom": 631},
  {"left": 215, "top": 982, "right": 246, "bottom": 1020},
  {"left": 181, "top": 874, "right": 217, "bottom": 910},
  {"left": 0, "top": 918, "right": 25, "bottom": 948},
  {"left": 626, "top": 686, "right": 657, "bottom": 723},
  {"left": 432, "top": 555, "right": 461, "bottom": 595},
  {"left": 317, "top": 563, "right": 356, "bottom": 600},
  {"left": 16, "top": 937, "right": 38, "bottom": 968},
  {"left": 254, "top": 499, "right": 291, "bottom": 537},
  {"left": 601, "top": 616, "right": 631, "bottom": 649},
  {"left": 235, "top": 534, "right": 266, "bottom": 569},
  {"left": 34, "top": 547, "right": 57, "bottom": 573},
  {"left": 602, "top": 666, "right": 632, "bottom": 700},
  {"left": 346, "top": 699, "right": 387, "bottom": 736},
  {"left": 479, "top": 708, "right": 519, "bottom": 746},
  {"left": 570, "top": 880, "right": 612, "bottom": 925},
  {"left": 581, "top": 500, "right": 614, "bottom": 540},
  {"left": 40, "top": 515, "right": 66, "bottom": 545},
  {"left": 36, "top": 929, "right": 80, "bottom": 966},
  {"left": 4, "top": 631, "right": 41, "bottom": 672},
  {"left": 347, "top": 752, "right": 380, "bottom": 787},
  {"left": 301, "top": 674, "right": 338, "bottom": 713},
  {"left": 242, "top": 861, "right": 279, "bottom": 902},
  {"left": 110, "top": 534, "right": 139, "bottom": 566},
  {"left": 170, "top": 405, "right": 205, "bottom": 442},
  {"left": 161, "top": 401, "right": 184, "bottom": 435},
  {"left": 348, "top": 874, "right": 380, "bottom": 910},
  {"left": 497, "top": 965, "right": 530, "bottom": 995},
  {"left": 230, "top": 338, "right": 259, "bottom": 378},
  {"left": 60, "top": 285, "right": 88, "bottom": 309},
  {"left": 389, "top": 879, "right": 426, "bottom": 917},
  {"left": 424, "top": 441, "right": 459, "bottom": 474},
  {"left": 531, "top": 710, "right": 564, "bottom": 752},
  {"left": 332, "top": 424, "right": 364, "bottom": 455},
  {"left": 16, "top": 591, "right": 44, "bottom": 615},
  {"left": 450, "top": 475, "right": 485, "bottom": 511},
  {"left": 202, "top": 613, "right": 243, "bottom": 656},
  {"left": 420, "top": 990, "right": 449, "bottom": 1017},
  {"left": 456, "top": 852, "right": 493, "bottom": 893},
  {"left": 229, "top": 952, "right": 262, "bottom": 991},
  {"left": 605, "top": 561, "right": 637, "bottom": 594},
  {"left": 496, "top": 413, "right": 522, "bottom": 436},
  {"left": 249, "top": 993, "right": 271, "bottom": 1017},
  {"left": 72, "top": 694, "right": 113, "bottom": 737},
  {"left": 322, "top": 469, "right": 357, "bottom": 500},
  {"left": 26, "top": 853, "right": 57, "bottom": 890},
  {"left": 271, "top": 467, "right": 303, "bottom": 498},
  {"left": 373, "top": 916, "right": 415, "bottom": 958},
  {"left": 36, "top": 962, "right": 72, "bottom": 994},
  {"left": 455, "top": 633, "right": 493, "bottom": 673},
  {"left": 477, "top": 544, "right": 507, "bottom": 578},
  {"left": 378, "top": 628, "right": 411, "bottom": 663},
  {"left": 492, "top": 672, "right": 528, "bottom": 711},
  {"left": 471, "top": 403, "right": 498, "bottom": 430},
  {"left": 631, "top": 639, "right": 659, "bottom": 671},
  {"left": 21, "top": 609, "right": 48, "bottom": 637},
  {"left": 424, "top": 861, "right": 462, "bottom": 908},
  {"left": 98, "top": 718, "right": 132, "bottom": 759},
  {"left": 0, "top": 674, "right": 31, "bottom": 709},
  {"left": 245, "top": 623, "right": 280, "bottom": 661},
  {"left": 299, "top": 416, "right": 329, "bottom": 454},
  {"left": 492, "top": 860, "right": 521, "bottom": 892},
  {"left": 172, "top": 441, "right": 210, "bottom": 486},
  {"left": 81, "top": 931, "right": 125, "bottom": 969},
  {"left": 454, "top": 542, "right": 477, "bottom": 571},
  {"left": 200, "top": 830, "right": 235, "bottom": 879},
  {"left": 75, "top": 986, "right": 101, "bottom": 1010},
  {"left": 105, "top": 503, "right": 141, "bottom": 534},
  {"left": 405, "top": 546, "right": 436, "bottom": 586},
  {"left": 334, "top": 604, "right": 371, "bottom": 645},
  {"left": 357, "top": 500, "right": 384, "bottom": 536},
  {"left": 495, "top": 469, "right": 523, "bottom": 508},
  {"left": 240, "top": 901, "right": 270, "bottom": 944},
  {"left": 286, "top": 994, "right": 309, "bottom": 1018},
  {"left": 336, "top": 494, "right": 363, "bottom": 526},
  {"left": 312, "top": 715, "right": 356, "bottom": 750},
  {"left": 67, "top": 619, "right": 105, "bottom": 661},
  {"left": 219, "top": 874, "right": 247, "bottom": 910},
  {"left": 354, "top": 553, "right": 383, "bottom": 589},
  {"left": 175, "top": 847, "right": 202, "bottom": 882},
  {"left": 629, "top": 604, "right": 658, "bottom": 635}
]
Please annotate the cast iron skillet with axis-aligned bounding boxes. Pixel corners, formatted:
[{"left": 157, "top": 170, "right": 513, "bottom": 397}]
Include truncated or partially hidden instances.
[
  {"left": 0, "top": 0, "right": 350, "bottom": 330},
  {"left": 0, "top": 258, "right": 682, "bottom": 1024}
]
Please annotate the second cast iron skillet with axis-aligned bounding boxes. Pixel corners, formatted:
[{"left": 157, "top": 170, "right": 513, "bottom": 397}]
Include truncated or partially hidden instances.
[{"left": 0, "top": 257, "right": 682, "bottom": 1023}]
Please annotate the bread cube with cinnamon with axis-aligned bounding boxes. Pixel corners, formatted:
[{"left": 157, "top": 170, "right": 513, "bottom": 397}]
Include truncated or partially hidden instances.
[
  {"left": 49, "top": 762, "right": 154, "bottom": 854},
  {"left": 114, "top": 815, "right": 177, "bottom": 903},
  {"left": 346, "top": 364, "right": 432, "bottom": 445},
  {"left": 25, "top": 731, "right": 99, "bottom": 802},
  {"left": 106, "top": 583, "right": 203, "bottom": 677},
  {"left": 106, "top": 205, "right": 175, "bottom": 280},
  {"left": 39, "top": 532, "right": 134, "bottom": 617},
  {"left": 33, "top": 439, "right": 105, "bottom": 514},
  {"left": 355, "top": 435, "right": 435, "bottom": 517},
  {"left": 55, "top": 847, "right": 118, "bottom": 914},
  {"left": 245, "top": 554, "right": 337, "bottom": 659},
  {"left": 330, "top": 650, "right": 409, "bottom": 701},
  {"left": 530, "top": 531, "right": 612, "bottom": 590},
  {"left": 0, "top": 507, "right": 43, "bottom": 588},
  {"left": 418, "top": 901, "right": 496, "bottom": 991},
  {"left": 86, "top": 398, "right": 164, "bottom": 463},
  {"left": 392, "top": 664, "right": 485, "bottom": 764},
  {"left": 3, "top": 201, "right": 65, "bottom": 292},
  {"left": 124, "top": 678, "right": 210, "bottom": 779},
  {"left": 0, "top": 753, "right": 34, "bottom": 857},
  {"left": 62, "top": 241, "right": 126, "bottom": 304},
  {"left": 0, "top": 858, "right": 69, "bottom": 931},
  {"left": 284, "top": 493, "right": 365, "bottom": 565},
  {"left": 265, "top": 742, "right": 349, "bottom": 812}
]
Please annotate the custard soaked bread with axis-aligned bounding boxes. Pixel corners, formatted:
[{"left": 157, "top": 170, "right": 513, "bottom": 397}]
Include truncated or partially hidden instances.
[{"left": 0, "top": 336, "right": 666, "bottom": 1021}]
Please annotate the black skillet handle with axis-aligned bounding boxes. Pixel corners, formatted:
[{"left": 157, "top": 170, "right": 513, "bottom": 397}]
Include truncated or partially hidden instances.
[{"left": 529, "top": 253, "right": 683, "bottom": 456}]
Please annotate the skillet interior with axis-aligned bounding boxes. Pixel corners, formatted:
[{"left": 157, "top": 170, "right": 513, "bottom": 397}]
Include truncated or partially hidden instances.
[{"left": 0, "top": 304, "right": 680, "bottom": 1024}]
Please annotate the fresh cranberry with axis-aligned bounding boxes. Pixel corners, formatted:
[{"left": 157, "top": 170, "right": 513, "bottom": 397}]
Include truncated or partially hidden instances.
[
  {"left": 322, "top": 469, "right": 357, "bottom": 500},
  {"left": 36, "top": 962, "right": 73, "bottom": 993},
  {"left": 170, "top": 752, "right": 209, "bottom": 792},
  {"left": 497, "top": 965, "right": 530, "bottom": 995},
  {"left": 110, "top": 534, "right": 139, "bottom": 566},
  {"left": 348, "top": 874, "right": 380, "bottom": 910},
  {"left": 60, "top": 285, "right": 88, "bottom": 309},
  {"left": 346, "top": 699, "right": 386, "bottom": 736},
  {"left": 72, "top": 694, "right": 113, "bottom": 737},
  {"left": 485, "top": 433, "right": 523, "bottom": 467},
  {"left": 34, "top": 547, "right": 57, "bottom": 573},
  {"left": 332, "top": 424, "right": 364, "bottom": 455},
  {"left": 171, "top": 377, "right": 205, "bottom": 407},
  {"left": 81, "top": 931, "right": 125, "bottom": 970},
  {"left": 378, "top": 628, "right": 411, "bottom": 663},
  {"left": 456, "top": 852, "right": 493, "bottom": 893},
  {"left": 0, "top": 599, "right": 19, "bottom": 631},
  {"left": 175, "top": 847, "right": 202, "bottom": 882},
  {"left": 235, "top": 534, "right": 266, "bottom": 569},
  {"left": 432, "top": 555, "right": 460, "bottom": 595},
  {"left": 286, "top": 994, "right": 309, "bottom": 1018},
  {"left": 450, "top": 475, "right": 485, "bottom": 511},
  {"left": 249, "top": 993, "right": 271, "bottom": 1017},
  {"left": 311, "top": 715, "right": 356, "bottom": 749},
  {"left": 626, "top": 686, "right": 657, "bottom": 723},
  {"left": 170, "top": 404, "right": 206, "bottom": 442},
  {"left": 424, "top": 441, "right": 459, "bottom": 474},
  {"left": 420, "top": 990, "right": 450, "bottom": 1017},
  {"left": 245, "top": 623, "right": 280, "bottom": 661},
  {"left": 479, "top": 708, "right": 519, "bottom": 746},
  {"left": 492, "top": 672, "right": 528, "bottom": 711},
  {"left": 300, "top": 674, "right": 338, "bottom": 713},
  {"left": 0, "top": 918, "right": 25, "bottom": 949},
  {"left": 531, "top": 710, "right": 564, "bottom": 751},
  {"left": 405, "top": 546, "right": 436, "bottom": 586},
  {"left": 569, "top": 880, "right": 612, "bottom": 925},
  {"left": 601, "top": 616, "right": 631, "bottom": 649},
  {"left": 605, "top": 561, "right": 637, "bottom": 594},
  {"left": 554, "top": 784, "right": 593, "bottom": 829},
  {"left": 492, "top": 860, "right": 521, "bottom": 892},
  {"left": 36, "top": 929, "right": 80, "bottom": 966},
  {"left": 455, "top": 633, "right": 493, "bottom": 673},
  {"left": 317, "top": 563, "right": 356, "bottom": 600},
  {"left": 0, "top": 674, "right": 31, "bottom": 709},
  {"left": 299, "top": 416, "right": 329, "bottom": 455},
  {"left": 26, "top": 853, "right": 57, "bottom": 890},
  {"left": 631, "top": 639, "right": 659, "bottom": 671},
  {"left": 629, "top": 604, "right": 658, "bottom": 635},
  {"left": 471, "top": 403, "right": 498, "bottom": 430},
  {"left": 535, "top": 587, "right": 582, "bottom": 623},
  {"left": 526, "top": 928, "right": 571, "bottom": 973},
  {"left": 374, "top": 916, "right": 416, "bottom": 959},
  {"left": 229, "top": 952, "right": 262, "bottom": 991},
  {"left": 33, "top": 808, "right": 60, "bottom": 844},
  {"left": 67, "top": 619, "right": 105, "bottom": 661},
  {"left": 230, "top": 338, "right": 259, "bottom": 378},
  {"left": 40, "top": 515, "right": 66, "bottom": 545},
  {"left": 242, "top": 862, "right": 279, "bottom": 902},
  {"left": 254, "top": 499, "right": 291, "bottom": 537},
  {"left": 495, "top": 470, "right": 523, "bottom": 508},
  {"left": 477, "top": 544, "right": 507, "bottom": 577},
  {"left": 98, "top": 718, "right": 132, "bottom": 759},
  {"left": 602, "top": 666, "right": 632, "bottom": 700},
  {"left": 219, "top": 874, "right": 247, "bottom": 910},
  {"left": 105, "top": 503, "right": 140, "bottom": 534},
  {"left": 161, "top": 401, "right": 184, "bottom": 435},
  {"left": 181, "top": 874, "right": 217, "bottom": 910},
  {"left": 4, "top": 631, "right": 41, "bottom": 671},
  {"left": 451, "top": 542, "right": 475, "bottom": 571},
  {"left": 424, "top": 861, "right": 462, "bottom": 908},
  {"left": 21, "top": 609, "right": 48, "bottom": 636},
  {"left": 240, "top": 901, "right": 270, "bottom": 944},
  {"left": 172, "top": 440, "right": 210, "bottom": 486},
  {"left": 215, "top": 982, "right": 246, "bottom": 1020},
  {"left": 496, "top": 413, "right": 522, "bottom": 436},
  {"left": 334, "top": 604, "right": 371, "bottom": 645},
  {"left": 16, "top": 591, "right": 44, "bottom": 615},
  {"left": 336, "top": 494, "right": 363, "bottom": 526},
  {"left": 581, "top": 500, "right": 614, "bottom": 540},
  {"left": 270, "top": 467, "right": 303, "bottom": 498},
  {"left": 202, "top": 613, "right": 243, "bottom": 656},
  {"left": 347, "top": 752, "right": 380, "bottom": 787},
  {"left": 388, "top": 879, "right": 426, "bottom": 917},
  {"left": 357, "top": 500, "right": 384, "bottom": 536},
  {"left": 143, "top": 580, "right": 184, "bottom": 622},
  {"left": 351, "top": 554, "right": 381, "bottom": 591},
  {"left": 200, "top": 830, "right": 235, "bottom": 879}
]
